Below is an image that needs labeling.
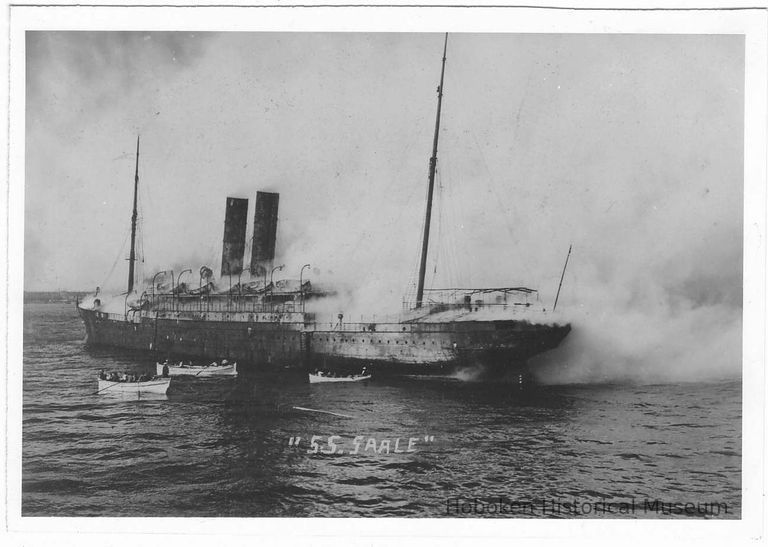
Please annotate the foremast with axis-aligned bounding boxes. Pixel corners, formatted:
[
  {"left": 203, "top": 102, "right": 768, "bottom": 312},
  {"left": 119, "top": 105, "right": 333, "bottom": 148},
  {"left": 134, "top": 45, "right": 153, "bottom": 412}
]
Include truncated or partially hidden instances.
[
  {"left": 415, "top": 33, "right": 448, "bottom": 309},
  {"left": 127, "top": 136, "right": 140, "bottom": 294}
]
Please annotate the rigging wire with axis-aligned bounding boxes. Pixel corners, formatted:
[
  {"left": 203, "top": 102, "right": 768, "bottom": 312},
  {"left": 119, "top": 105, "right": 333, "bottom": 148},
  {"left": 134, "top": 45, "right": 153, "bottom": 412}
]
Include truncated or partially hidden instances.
[
  {"left": 434, "top": 143, "right": 469, "bottom": 289},
  {"left": 337, "top": 140, "right": 426, "bottom": 298},
  {"left": 100, "top": 227, "right": 131, "bottom": 292},
  {"left": 138, "top": 149, "right": 152, "bottom": 279},
  {"left": 442, "top": 150, "right": 468, "bottom": 287},
  {"left": 427, "top": 167, "right": 444, "bottom": 292},
  {"left": 136, "top": 181, "right": 146, "bottom": 286},
  {"left": 403, "top": 146, "right": 436, "bottom": 305},
  {"left": 431, "top": 156, "right": 462, "bottom": 290},
  {"left": 404, "top": 201, "right": 427, "bottom": 305}
]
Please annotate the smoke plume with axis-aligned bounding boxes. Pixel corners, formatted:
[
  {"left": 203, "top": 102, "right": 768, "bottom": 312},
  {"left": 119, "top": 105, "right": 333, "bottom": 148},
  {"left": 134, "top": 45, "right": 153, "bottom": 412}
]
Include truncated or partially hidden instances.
[{"left": 25, "top": 33, "right": 744, "bottom": 383}]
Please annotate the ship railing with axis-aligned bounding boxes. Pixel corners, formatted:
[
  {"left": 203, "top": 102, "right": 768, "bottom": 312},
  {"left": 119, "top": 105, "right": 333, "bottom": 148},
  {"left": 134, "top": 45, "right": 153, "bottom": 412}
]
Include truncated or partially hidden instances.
[
  {"left": 148, "top": 293, "right": 300, "bottom": 314},
  {"left": 401, "top": 287, "right": 538, "bottom": 312},
  {"left": 92, "top": 309, "right": 152, "bottom": 323},
  {"left": 305, "top": 320, "right": 452, "bottom": 333},
  {"left": 94, "top": 311, "right": 127, "bottom": 322},
  {"left": 400, "top": 301, "right": 535, "bottom": 313}
]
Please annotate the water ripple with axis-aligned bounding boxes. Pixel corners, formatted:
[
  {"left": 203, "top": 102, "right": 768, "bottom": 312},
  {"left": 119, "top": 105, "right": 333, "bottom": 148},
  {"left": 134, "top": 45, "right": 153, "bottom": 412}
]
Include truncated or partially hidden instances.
[{"left": 22, "top": 304, "right": 742, "bottom": 518}]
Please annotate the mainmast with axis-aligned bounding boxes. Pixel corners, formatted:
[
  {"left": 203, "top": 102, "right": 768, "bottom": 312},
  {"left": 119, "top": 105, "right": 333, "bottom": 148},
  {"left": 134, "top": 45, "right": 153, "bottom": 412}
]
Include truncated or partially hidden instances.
[
  {"left": 127, "top": 136, "right": 140, "bottom": 294},
  {"left": 416, "top": 33, "right": 448, "bottom": 309}
]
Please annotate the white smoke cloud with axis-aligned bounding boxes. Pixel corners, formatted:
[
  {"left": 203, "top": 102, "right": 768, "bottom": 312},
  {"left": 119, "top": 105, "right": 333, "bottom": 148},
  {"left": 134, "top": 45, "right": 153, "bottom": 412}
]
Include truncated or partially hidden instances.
[{"left": 25, "top": 32, "right": 744, "bottom": 383}]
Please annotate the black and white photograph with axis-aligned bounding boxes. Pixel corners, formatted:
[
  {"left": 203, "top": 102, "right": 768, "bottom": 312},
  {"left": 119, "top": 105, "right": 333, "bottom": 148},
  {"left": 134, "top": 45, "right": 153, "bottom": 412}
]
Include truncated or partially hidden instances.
[{"left": 4, "top": 1, "right": 767, "bottom": 543}]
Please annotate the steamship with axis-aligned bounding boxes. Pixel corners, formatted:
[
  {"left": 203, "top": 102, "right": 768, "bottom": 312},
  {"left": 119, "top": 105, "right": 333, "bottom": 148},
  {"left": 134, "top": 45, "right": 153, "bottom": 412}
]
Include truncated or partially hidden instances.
[{"left": 77, "top": 35, "right": 571, "bottom": 378}]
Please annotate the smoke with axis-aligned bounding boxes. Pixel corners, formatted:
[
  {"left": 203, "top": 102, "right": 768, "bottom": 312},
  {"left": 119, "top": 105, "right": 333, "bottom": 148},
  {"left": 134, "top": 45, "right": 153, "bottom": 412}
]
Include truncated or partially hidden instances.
[
  {"left": 25, "top": 33, "right": 744, "bottom": 384},
  {"left": 532, "top": 304, "right": 742, "bottom": 384}
]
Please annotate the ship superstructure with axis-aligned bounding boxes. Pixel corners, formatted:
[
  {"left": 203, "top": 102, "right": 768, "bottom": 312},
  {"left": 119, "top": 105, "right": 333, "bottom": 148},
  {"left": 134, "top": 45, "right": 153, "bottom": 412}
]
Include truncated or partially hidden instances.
[{"left": 78, "top": 34, "right": 570, "bottom": 377}]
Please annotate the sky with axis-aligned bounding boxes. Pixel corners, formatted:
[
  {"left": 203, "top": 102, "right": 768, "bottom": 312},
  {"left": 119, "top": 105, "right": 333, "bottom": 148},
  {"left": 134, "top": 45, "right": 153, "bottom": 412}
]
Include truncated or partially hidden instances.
[{"left": 25, "top": 32, "right": 744, "bottom": 382}]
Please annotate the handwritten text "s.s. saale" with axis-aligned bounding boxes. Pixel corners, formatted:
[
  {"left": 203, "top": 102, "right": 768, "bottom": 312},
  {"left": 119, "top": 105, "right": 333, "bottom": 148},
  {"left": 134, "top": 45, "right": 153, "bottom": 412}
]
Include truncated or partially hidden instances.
[{"left": 288, "top": 435, "right": 436, "bottom": 455}]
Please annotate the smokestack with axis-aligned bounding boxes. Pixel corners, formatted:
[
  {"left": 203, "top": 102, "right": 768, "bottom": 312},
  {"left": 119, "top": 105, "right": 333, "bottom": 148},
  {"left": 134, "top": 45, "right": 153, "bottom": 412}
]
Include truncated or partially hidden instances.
[
  {"left": 220, "top": 197, "right": 249, "bottom": 277},
  {"left": 250, "top": 191, "right": 279, "bottom": 277}
]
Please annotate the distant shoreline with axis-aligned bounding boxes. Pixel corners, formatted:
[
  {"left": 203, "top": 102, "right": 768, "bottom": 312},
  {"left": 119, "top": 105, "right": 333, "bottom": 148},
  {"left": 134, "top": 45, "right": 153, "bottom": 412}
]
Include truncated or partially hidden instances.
[{"left": 23, "top": 291, "right": 89, "bottom": 304}]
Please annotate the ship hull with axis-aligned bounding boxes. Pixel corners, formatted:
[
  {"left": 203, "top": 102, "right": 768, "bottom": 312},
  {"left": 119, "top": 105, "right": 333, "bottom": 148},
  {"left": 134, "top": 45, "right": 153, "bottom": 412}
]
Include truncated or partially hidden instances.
[
  {"left": 79, "top": 307, "right": 569, "bottom": 377},
  {"left": 155, "top": 363, "right": 238, "bottom": 377},
  {"left": 79, "top": 307, "right": 305, "bottom": 369},
  {"left": 97, "top": 378, "right": 171, "bottom": 394}
]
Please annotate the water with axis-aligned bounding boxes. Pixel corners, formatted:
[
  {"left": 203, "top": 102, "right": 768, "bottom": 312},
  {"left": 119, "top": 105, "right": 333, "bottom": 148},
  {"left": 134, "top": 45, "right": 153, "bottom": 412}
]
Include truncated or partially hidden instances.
[{"left": 22, "top": 303, "right": 741, "bottom": 518}]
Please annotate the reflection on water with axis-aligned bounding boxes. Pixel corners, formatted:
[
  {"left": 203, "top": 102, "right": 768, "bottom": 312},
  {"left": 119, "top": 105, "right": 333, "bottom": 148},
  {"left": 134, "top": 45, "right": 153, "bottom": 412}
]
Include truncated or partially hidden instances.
[
  {"left": 97, "top": 391, "right": 169, "bottom": 401},
  {"left": 22, "top": 304, "right": 741, "bottom": 517}
]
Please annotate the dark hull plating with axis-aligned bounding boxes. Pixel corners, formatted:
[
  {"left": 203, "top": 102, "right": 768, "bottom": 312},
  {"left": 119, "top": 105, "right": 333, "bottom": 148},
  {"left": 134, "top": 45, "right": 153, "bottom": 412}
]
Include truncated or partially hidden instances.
[{"left": 78, "top": 307, "right": 570, "bottom": 376}]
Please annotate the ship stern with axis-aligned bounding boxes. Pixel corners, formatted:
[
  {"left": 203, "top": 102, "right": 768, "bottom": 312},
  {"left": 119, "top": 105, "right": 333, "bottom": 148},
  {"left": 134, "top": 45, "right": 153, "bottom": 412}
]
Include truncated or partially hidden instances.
[{"left": 459, "top": 321, "right": 571, "bottom": 377}]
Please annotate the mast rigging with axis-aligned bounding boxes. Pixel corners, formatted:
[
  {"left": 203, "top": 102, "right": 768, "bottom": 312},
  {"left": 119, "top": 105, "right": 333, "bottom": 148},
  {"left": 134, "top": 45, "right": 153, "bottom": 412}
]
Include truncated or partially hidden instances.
[
  {"left": 416, "top": 33, "right": 448, "bottom": 309},
  {"left": 127, "top": 136, "right": 140, "bottom": 294},
  {"left": 552, "top": 244, "right": 572, "bottom": 312}
]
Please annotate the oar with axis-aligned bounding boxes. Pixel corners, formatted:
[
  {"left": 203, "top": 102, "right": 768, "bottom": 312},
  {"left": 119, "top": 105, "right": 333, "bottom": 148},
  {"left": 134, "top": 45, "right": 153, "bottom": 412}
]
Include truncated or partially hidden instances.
[
  {"left": 94, "top": 380, "right": 139, "bottom": 395},
  {"left": 292, "top": 406, "right": 354, "bottom": 419},
  {"left": 94, "top": 375, "right": 159, "bottom": 394},
  {"left": 193, "top": 361, "right": 232, "bottom": 376},
  {"left": 192, "top": 361, "right": 214, "bottom": 376},
  {"left": 93, "top": 378, "right": 125, "bottom": 395}
]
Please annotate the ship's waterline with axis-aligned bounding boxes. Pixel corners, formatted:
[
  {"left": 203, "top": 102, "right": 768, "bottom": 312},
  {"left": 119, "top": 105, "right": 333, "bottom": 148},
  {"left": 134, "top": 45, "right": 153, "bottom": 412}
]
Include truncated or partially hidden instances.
[
  {"left": 78, "top": 301, "right": 570, "bottom": 376},
  {"left": 76, "top": 34, "right": 571, "bottom": 373},
  {"left": 24, "top": 302, "right": 742, "bottom": 518}
]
